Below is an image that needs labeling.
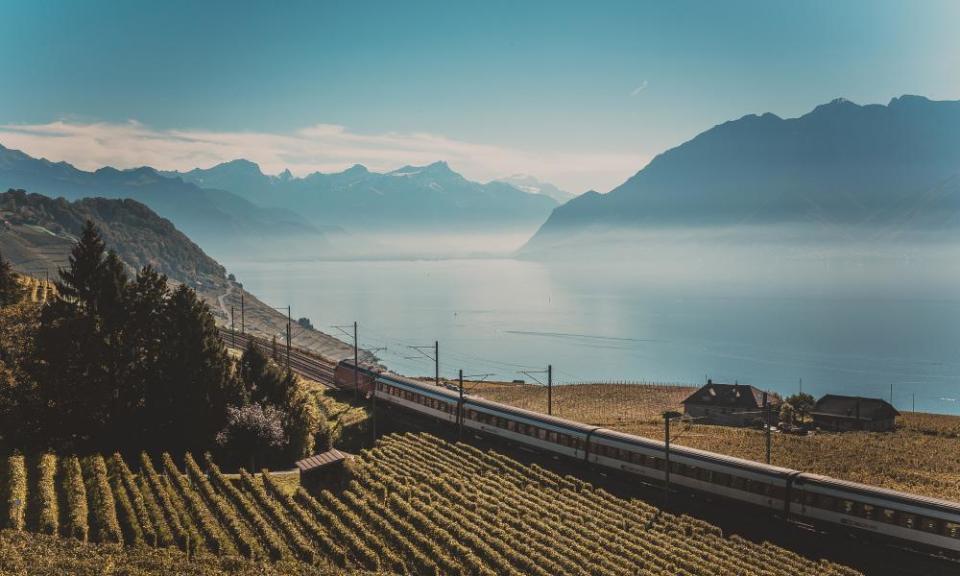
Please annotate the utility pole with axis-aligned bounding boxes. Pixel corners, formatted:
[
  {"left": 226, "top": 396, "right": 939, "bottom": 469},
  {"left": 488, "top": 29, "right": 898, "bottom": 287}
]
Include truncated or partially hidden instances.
[
  {"left": 286, "top": 305, "right": 291, "bottom": 372},
  {"left": 799, "top": 377, "right": 802, "bottom": 395},
  {"left": 663, "top": 411, "right": 682, "bottom": 509},
  {"left": 458, "top": 369, "right": 464, "bottom": 442},
  {"left": 763, "top": 392, "right": 771, "bottom": 465},
  {"left": 230, "top": 305, "right": 236, "bottom": 347},
  {"left": 547, "top": 364, "right": 553, "bottom": 416},
  {"left": 407, "top": 342, "right": 439, "bottom": 385},
  {"left": 240, "top": 291, "right": 245, "bottom": 334},
  {"left": 890, "top": 383, "right": 894, "bottom": 407},
  {"left": 912, "top": 393, "right": 916, "bottom": 413},
  {"left": 371, "top": 362, "right": 377, "bottom": 446},
  {"left": 354, "top": 321, "right": 359, "bottom": 402}
]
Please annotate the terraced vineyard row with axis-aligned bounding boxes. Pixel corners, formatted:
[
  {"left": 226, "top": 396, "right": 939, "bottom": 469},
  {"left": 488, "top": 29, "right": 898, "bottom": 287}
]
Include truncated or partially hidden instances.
[
  {"left": 15, "top": 274, "right": 56, "bottom": 304},
  {"left": 0, "top": 436, "right": 863, "bottom": 575}
]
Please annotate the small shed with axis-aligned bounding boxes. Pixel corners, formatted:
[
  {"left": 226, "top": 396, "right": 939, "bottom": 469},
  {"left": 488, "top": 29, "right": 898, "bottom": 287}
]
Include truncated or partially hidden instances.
[
  {"left": 811, "top": 395, "right": 899, "bottom": 432},
  {"left": 681, "top": 380, "right": 780, "bottom": 427},
  {"left": 295, "top": 449, "right": 350, "bottom": 491}
]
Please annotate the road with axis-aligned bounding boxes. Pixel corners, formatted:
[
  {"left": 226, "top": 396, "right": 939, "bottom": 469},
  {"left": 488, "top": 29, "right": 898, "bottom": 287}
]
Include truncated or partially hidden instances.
[{"left": 218, "top": 328, "right": 338, "bottom": 386}]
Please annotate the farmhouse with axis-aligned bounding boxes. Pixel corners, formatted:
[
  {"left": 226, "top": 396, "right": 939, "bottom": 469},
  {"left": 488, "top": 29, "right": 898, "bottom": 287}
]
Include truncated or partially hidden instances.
[
  {"left": 811, "top": 395, "right": 899, "bottom": 432},
  {"left": 681, "top": 380, "right": 780, "bottom": 426}
]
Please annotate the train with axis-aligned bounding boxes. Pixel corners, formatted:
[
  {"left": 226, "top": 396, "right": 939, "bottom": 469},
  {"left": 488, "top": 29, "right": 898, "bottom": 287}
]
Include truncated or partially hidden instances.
[{"left": 334, "top": 360, "right": 960, "bottom": 557}]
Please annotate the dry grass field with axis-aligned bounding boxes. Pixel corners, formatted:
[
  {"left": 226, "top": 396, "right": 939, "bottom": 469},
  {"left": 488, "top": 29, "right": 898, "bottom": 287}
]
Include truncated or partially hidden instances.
[{"left": 467, "top": 381, "right": 960, "bottom": 503}]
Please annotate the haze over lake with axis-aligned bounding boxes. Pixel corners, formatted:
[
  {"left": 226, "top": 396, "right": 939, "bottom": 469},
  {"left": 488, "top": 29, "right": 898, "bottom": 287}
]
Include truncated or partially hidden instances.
[{"left": 224, "top": 234, "right": 960, "bottom": 416}]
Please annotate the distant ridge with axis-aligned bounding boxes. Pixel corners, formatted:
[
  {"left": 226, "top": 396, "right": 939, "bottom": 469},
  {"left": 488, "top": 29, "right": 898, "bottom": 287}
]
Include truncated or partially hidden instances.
[
  {"left": 168, "top": 159, "right": 558, "bottom": 232},
  {"left": 524, "top": 95, "right": 960, "bottom": 254},
  {"left": 0, "top": 189, "right": 225, "bottom": 290},
  {"left": 0, "top": 144, "right": 324, "bottom": 255}
]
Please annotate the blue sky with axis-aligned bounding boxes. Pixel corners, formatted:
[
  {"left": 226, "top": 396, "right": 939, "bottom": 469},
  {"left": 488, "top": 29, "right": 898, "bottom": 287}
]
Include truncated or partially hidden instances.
[{"left": 1, "top": 0, "right": 958, "bottom": 191}]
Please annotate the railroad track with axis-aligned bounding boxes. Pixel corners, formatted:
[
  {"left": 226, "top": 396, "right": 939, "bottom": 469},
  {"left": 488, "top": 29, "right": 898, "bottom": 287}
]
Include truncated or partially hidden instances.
[{"left": 217, "top": 328, "right": 338, "bottom": 386}]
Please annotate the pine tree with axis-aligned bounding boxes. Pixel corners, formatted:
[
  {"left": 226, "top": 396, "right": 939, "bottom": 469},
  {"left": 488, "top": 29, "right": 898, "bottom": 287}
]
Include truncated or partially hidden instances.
[
  {"left": 56, "top": 221, "right": 108, "bottom": 309},
  {"left": 0, "top": 250, "right": 21, "bottom": 307},
  {"left": 158, "top": 284, "right": 242, "bottom": 454}
]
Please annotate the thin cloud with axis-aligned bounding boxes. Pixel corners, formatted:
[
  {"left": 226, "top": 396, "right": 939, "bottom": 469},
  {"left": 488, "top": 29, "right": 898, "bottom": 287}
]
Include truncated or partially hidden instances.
[
  {"left": 0, "top": 120, "right": 647, "bottom": 193},
  {"left": 630, "top": 80, "right": 649, "bottom": 96}
]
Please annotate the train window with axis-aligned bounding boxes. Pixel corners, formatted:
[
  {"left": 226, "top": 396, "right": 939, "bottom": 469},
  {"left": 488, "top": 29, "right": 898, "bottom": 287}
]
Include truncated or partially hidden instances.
[
  {"left": 919, "top": 517, "right": 941, "bottom": 534},
  {"left": 945, "top": 522, "right": 960, "bottom": 539},
  {"left": 858, "top": 503, "right": 875, "bottom": 520},
  {"left": 506, "top": 420, "right": 516, "bottom": 432},
  {"left": 817, "top": 495, "right": 835, "bottom": 510},
  {"left": 838, "top": 500, "right": 855, "bottom": 515},
  {"left": 713, "top": 472, "right": 732, "bottom": 487},
  {"left": 877, "top": 508, "right": 896, "bottom": 524},
  {"left": 898, "top": 513, "right": 916, "bottom": 530},
  {"left": 730, "top": 476, "right": 746, "bottom": 490},
  {"left": 538, "top": 428, "right": 547, "bottom": 440}
]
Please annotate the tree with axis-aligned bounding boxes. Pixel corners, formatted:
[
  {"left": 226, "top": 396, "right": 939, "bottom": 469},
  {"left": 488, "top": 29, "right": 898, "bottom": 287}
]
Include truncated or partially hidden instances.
[
  {"left": 0, "top": 250, "right": 20, "bottom": 307},
  {"left": 779, "top": 403, "right": 795, "bottom": 427},
  {"left": 283, "top": 384, "right": 320, "bottom": 460},
  {"left": 33, "top": 222, "right": 127, "bottom": 451},
  {"left": 156, "top": 284, "right": 243, "bottom": 454},
  {"left": 239, "top": 341, "right": 294, "bottom": 407},
  {"left": 785, "top": 393, "right": 815, "bottom": 424},
  {"left": 216, "top": 403, "right": 287, "bottom": 471}
]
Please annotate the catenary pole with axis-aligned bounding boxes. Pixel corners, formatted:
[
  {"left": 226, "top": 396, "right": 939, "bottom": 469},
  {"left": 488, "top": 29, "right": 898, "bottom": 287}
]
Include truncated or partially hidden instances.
[
  {"left": 458, "top": 369, "right": 464, "bottom": 442},
  {"left": 547, "top": 364, "right": 553, "bottom": 416},
  {"left": 434, "top": 341, "right": 439, "bottom": 386},
  {"left": 763, "top": 392, "right": 771, "bottom": 464},
  {"left": 354, "top": 321, "right": 359, "bottom": 402}
]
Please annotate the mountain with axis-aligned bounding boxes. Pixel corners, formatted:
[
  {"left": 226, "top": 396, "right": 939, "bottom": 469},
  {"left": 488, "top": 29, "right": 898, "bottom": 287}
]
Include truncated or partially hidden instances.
[
  {"left": 524, "top": 95, "right": 960, "bottom": 253},
  {"left": 0, "top": 144, "right": 324, "bottom": 254},
  {"left": 496, "top": 174, "right": 576, "bottom": 203},
  {"left": 0, "top": 189, "right": 366, "bottom": 362},
  {"left": 169, "top": 160, "right": 558, "bottom": 232},
  {"left": 0, "top": 189, "right": 226, "bottom": 291}
]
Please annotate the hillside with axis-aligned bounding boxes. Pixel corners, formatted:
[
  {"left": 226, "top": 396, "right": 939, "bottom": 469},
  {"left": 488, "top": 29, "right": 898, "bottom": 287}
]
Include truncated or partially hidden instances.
[
  {"left": 169, "top": 160, "right": 558, "bottom": 232},
  {"left": 0, "top": 190, "right": 360, "bottom": 362},
  {"left": 0, "top": 144, "right": 323, "bottom": 254},
  {"left": 0, "top": 435, "right": 862, "bottom": 576},
  {"left": 0, "top": 189, "right": 226, "bottom": 290},
  {"left": 525, "top": 95, "right": 960, "bottom": 254}
]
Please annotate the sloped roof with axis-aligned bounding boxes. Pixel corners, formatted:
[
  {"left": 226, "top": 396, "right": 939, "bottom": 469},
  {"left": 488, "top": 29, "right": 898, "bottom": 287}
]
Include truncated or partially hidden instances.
[
  {"left": 295, "top": 449, "right": 349, "bottom": 472},
  {"left": 811, "top": 395, "right": 899, "bottom": 421},
  {"left": 681, "top": 380, "right": 778, "bottom": 409}
]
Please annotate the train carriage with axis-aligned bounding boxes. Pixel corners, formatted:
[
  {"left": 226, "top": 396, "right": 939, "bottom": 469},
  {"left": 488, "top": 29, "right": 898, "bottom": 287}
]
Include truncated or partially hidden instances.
[
  {"left": 791, "top": 473, "right": 960, "bottom": 554},
  {"left": 589, "top": 428, "right": 795, "bottom": 512}
]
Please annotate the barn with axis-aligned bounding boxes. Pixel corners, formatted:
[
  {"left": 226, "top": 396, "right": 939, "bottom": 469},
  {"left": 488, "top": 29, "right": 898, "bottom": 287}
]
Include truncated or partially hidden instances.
[
  {"left": 811, "top": 395, "right": 899, "bottom": 432},
  {"left": 295, "top": 448, "right": 351, "bottom": 491},
  {"left": 681, "top": 380, "right": 779, "bottom": 427}
]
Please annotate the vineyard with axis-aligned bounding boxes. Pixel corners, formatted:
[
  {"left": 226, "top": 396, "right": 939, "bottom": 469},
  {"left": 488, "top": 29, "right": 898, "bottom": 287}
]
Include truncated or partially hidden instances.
[
  {"left": 469, "top": 381, "right": 960, "bottom": 503},
  {"left": 1, "top": 435, "right": 862, "bottom": 575},
  {"left": 15, "top": 275, "right": 56, "bottom": 305}
]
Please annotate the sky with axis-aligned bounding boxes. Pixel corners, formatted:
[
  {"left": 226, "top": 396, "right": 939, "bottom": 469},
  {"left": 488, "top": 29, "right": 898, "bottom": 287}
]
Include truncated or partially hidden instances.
[{"left": 0, "top": 0, "right": 958, "bottom": 192}]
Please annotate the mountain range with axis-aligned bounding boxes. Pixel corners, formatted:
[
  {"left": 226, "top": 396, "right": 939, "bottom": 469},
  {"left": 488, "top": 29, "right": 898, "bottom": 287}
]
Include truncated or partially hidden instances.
[
  {"left": 167, "top": 160, "right": 558, "bottom": 232},
  {"left": 0, "top": 144, "right": 321, "bottom": 256},
  {"left": 524, "top": 95, "right": 960, "bottom": 254}
]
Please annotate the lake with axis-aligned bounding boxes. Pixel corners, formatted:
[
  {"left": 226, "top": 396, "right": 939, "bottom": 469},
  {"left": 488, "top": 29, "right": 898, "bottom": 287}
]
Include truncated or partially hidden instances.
[{"left": 224, "top": 242, "right": 960, "bottom": 415}]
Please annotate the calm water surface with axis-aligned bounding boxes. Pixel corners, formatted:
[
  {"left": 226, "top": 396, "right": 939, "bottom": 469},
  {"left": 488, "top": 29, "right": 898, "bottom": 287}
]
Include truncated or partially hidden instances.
[{"left": 225, "top": 251, "right": 960, "bottom": 415}]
